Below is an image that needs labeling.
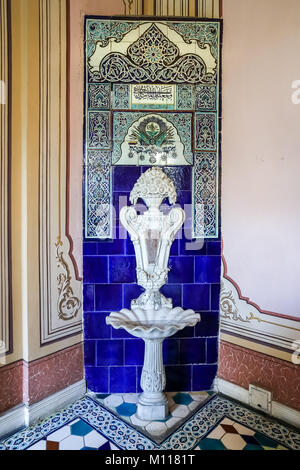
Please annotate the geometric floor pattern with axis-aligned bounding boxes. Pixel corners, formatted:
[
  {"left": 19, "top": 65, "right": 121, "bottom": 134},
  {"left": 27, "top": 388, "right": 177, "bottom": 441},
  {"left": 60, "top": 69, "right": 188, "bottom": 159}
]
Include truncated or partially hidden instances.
[
  {"left": 1, "top": 394, "right": 299, "bottom": 450},
  {"left": 198, "top": 417, "right": 289, "bottom": 450},
  {"left": 91, "top": 391, "right": 212, "bottom": 445}
]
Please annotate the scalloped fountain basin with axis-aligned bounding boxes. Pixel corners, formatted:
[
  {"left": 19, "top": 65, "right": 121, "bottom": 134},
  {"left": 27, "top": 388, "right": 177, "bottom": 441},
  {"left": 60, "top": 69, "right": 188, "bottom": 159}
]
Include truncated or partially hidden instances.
[{"left": 106, "top": 307, "right": 200, "bottom": 340}]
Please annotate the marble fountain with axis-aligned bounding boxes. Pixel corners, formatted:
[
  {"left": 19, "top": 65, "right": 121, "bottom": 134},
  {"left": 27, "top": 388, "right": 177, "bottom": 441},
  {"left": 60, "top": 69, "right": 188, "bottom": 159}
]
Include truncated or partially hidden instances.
[{"left": 106, "top": 167, "right": 200, "bottom": 420}]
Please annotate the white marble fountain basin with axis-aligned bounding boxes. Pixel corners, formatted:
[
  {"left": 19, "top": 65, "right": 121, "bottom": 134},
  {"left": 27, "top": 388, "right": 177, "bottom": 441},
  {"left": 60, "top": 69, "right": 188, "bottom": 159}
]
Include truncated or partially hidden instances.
[{"left": 106, "top": 307, "right": 200, "bottom": 340}]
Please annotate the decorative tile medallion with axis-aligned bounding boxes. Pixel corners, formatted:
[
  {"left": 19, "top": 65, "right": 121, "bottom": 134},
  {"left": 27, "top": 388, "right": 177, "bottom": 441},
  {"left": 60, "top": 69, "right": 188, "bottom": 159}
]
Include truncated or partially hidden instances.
[
  {"left": 1, "top": 394, "right": 299, "bottom": 451},
  {"left": 195, "top": 112, "right": 217, "bottom": 151},
  {"left": 85, "top": 150, "right": 112, "bottom": 238},
  {"left": 112, "top": 84, "right": 130, "bottom": 109},
  {"left": 193, "top": 152, "right": 218, "bottom": 238},
  {"left": 112, "top": 111, "right": 193, "bottom": 166},
  {"left": 177, "top": 84, "right": 194, "bottom": 110},
  {"left": 84, "top": 18, "right": 221, "bottom": 238},
  {"left": 87, "top": 111, "right": 111, "bottom": 149},
  {"left": 88, "top": 83, "right": 111, "bottom": 109},
  {"left": 195, "top": 85, "right": 217, "bottom": 110}
]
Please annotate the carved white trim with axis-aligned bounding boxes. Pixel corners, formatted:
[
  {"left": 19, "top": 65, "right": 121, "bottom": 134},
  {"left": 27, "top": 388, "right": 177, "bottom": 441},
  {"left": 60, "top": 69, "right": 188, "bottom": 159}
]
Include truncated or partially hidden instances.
[
  {"left": 0, "top": 0, "right": 11, "bottom": 356},
  {"left": 220, "top": 259, "right": 300, "bottom": 354},
  {"left": 39, "top": 0, "right": 82, "bottom": 344}
]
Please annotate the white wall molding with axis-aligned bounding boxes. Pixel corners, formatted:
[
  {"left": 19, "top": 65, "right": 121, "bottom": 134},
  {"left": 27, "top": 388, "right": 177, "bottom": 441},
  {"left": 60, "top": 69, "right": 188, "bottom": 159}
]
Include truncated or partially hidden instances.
[
  {"left": 0, "top": 0, "right": 11, "bottom": 358},
  {"left": 214, "top": 377, "right": 300, "bottom": 429},
  {"left": 39, "top": 0, "right": 82, "bottom": 344},
  {"left": 0, "top": 379, "right": 86, "bottom": 439},
  {"left": 220, "top": 259, "right": 300, "bottom": 357},
  {"left": 0, "top": 404, "right": 25, "bottom": 441}
]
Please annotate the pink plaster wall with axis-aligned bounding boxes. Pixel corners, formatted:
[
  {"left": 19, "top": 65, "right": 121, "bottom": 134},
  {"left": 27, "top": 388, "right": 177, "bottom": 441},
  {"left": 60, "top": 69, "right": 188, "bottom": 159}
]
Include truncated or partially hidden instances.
[
  {"left": 222, "top": 0, "right": 300, "bottom": 317},
  {"left": 0, "top": 344, "right": 84, "bottom": 412},
  {"left": 218, "top": 341, "right": 300, "bottom": 411},
  {"left": 68, "top": 0, "right": 300, "bottom": 317}
]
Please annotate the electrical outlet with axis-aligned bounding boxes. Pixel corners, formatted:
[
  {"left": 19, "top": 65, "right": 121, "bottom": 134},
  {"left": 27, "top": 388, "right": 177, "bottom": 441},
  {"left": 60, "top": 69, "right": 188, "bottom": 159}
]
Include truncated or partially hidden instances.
[{"left": 249, "top": 384, "right": 272, "bottom": 413}]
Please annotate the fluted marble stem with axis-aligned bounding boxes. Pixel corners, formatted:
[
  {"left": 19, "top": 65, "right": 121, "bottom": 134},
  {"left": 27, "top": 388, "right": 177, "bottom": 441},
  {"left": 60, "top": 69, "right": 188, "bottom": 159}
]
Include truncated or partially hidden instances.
[{"left": 137, "top": 338, "right": 169, "bottom": 420}]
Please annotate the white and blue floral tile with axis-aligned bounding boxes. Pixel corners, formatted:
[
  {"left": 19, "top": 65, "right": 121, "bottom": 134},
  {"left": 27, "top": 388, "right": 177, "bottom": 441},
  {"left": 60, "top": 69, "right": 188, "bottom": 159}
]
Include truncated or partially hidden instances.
[
  {"left": 1, "top": 394, "right": 299, "bottom": 451},
  {"left": 84, "top": 18, "right": 221, "bottom": 240},
  {"left": 83, "top": 17, "right": 222, "bottom": 395}
]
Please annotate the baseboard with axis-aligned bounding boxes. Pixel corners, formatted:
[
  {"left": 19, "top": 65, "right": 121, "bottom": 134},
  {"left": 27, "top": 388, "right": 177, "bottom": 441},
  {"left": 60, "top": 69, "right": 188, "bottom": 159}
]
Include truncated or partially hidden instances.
[
  {"left": 0, "top": 379, "right": 86, "bottom": 439},
  {"left": 0, "top": 404, "right": 26, "bottom": 440},
  {"left": 214, "top": 377, "right": 300, "bottom": 429}
]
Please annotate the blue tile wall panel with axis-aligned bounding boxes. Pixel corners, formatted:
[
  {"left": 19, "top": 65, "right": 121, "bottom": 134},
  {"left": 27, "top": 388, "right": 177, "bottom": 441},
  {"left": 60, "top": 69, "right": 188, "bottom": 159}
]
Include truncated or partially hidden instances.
[
  {"left": 124, "top": 339, "right": 145, "bottom": 366},
  {"left": 109, "top": 256, "right": 136, "bottom": 283},
  {"left": 192, "top": 365, "right": 218, "bottom": 391},
  {"left": 83, "top": 312, "right": 111, "bottom": 339},
  {"left": 83, "top": 256, "right": 108, "bottom": 283},
  {"left": 110, "top": 367, "right": 137, "bottom": 393},
  {"left": 83, "top": 165, "right": 221, "bottom": 393}
]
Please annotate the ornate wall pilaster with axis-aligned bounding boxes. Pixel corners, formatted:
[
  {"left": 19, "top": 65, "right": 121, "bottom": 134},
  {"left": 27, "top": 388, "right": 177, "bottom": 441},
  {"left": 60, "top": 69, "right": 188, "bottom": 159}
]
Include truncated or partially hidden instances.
[
  {"left": 0, "top": 0, "right": 11, "bottom": 357},
  {"left": 123, "top": 0, "right": 221, "bottom": 17},
  {"left": 39, "top": 0, "right": 82, "bottom": 344}
]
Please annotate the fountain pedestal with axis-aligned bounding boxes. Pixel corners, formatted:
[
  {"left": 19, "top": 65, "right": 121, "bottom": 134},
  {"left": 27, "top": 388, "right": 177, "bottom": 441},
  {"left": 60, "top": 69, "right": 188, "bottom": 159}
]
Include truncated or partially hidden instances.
[{"left": 138, "top": 338, "right": 168, "bottom": 420}]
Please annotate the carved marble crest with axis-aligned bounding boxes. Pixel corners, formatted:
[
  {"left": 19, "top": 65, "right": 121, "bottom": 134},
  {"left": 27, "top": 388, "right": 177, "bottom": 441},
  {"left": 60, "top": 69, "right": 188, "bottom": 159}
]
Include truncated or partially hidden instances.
[{"left": 120, "top": 168, "right": 183, "bottom": 310}]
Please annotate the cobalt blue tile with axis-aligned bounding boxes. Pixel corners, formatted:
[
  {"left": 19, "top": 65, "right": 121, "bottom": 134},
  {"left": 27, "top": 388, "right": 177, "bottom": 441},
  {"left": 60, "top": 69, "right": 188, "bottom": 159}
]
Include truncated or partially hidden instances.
[
  {"left": 182, "top": 284, "right": 210, "bottom": 311},
  {"left": 95, "top": 284, "right": 122, "bottom": 311},
  {"left": 112, "top": 191, "right": 130, "bottom": 220},
  {"left": 172, "top": 325, "right": 195, "bottom": 338},
  {"left": 192, "top": 364, "right": 218, "bottom": 391},
  {"left": 137, "top": 366, "right": 143, "bottom": 393},
  {"left": 113, "top": 166, "right": 141, "bottom": 192},
  {"left": 85, "top": 367, "right": 109, "bottom": 393},
  {"left": 170, "top": 238, "right": 179, "bottom": 256},
  {"left": 179, "top": 237, "right": 206, "bottom": 256},
  {"left": 168, "top": 257, "right": 194, "bottom": 284},
  {"left": 125, "top": 339, "right": 144, "bottom": 365},
  {"left": 160, "top": 284, "right": 182, "bottom": 307},
  {"left": 83, "top": 242, "right": 97, "bottom": 255},
  {"left": 97, "top": 237, "right": 124, "bottom": 255},
  {"left": 123, "top": 284, "right": 144, "bottom": 309},
  {"left": 195, "top": 256, "right": 221, "bottom": 283},
  {"left": 195, "top": 311, "right": 219, "bottom": 337},
  {"left": 180, "top": 338, "right": 205, "bottom": 364},
  {"left": 176, "top": 191, "right": 192, "bottom": 207},
  {"left": 97, "top": 340, "right": 124, "bottom": 366},
  {"left": 83, "top": 284, "right": 94, "bottom": 311},
  {"left": 165, "top": 365, "right": 192, "bottom": 392},
  {"left": 110, "top": 366, "right": 137, "bottom": 393},
  {"left": 163, "top": 166, "right": 192, "bottom": 191},
  {"left": 111, "top": 325, "right": 133, "bottom": 339},
  {"left": 211, "top": 284, "right": 220, "bottom": 310},
  {"left": 163, "top": 338, "right": 179, "bottom": 365},
  {"left": 206, "top": 241, "right": 221, "bottom": 255},
  {"left": 83, "top": 256, "right": 108, "bottom": 283},
  {"left": 109, "top": 256, "right": 136, "bottom": 283},
  {"left": 84, "top": 340, "right": 96, "bottom": 366},
  {"left": 83, "top": 312, "right": 111, "bottom": 339},
  {"left": 125, "top": 236, "right": 135, "bottom": 255},
  {"left": 206, "top": 337, "right": 219, "bottom": 363}
]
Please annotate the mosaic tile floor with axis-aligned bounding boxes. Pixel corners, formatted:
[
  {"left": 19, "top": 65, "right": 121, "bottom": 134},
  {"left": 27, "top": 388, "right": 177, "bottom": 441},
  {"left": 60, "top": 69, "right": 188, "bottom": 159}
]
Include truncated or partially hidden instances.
[{"left": 1, "top": 393, "right": 299, "bottom": 450}]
